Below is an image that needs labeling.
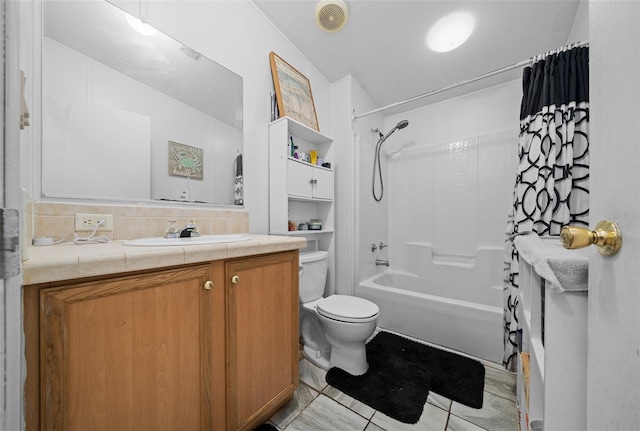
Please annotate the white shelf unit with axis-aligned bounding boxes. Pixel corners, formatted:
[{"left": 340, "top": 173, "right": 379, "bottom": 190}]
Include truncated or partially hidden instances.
[
  {"left": 517, "top": 252, "right": 588, "bottom": 431},
  {"left": 268, "top": 117, "right": 335, "bottom": 253}
]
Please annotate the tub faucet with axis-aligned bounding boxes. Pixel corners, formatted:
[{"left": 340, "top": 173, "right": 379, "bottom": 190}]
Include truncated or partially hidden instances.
[
  {"left": 178, "top": 221, "right": 201, "bottom": 238},
  {"left": 375, "top": 259, "right": 390, "bottom": 267},
  {"left": 379, "top": 241, "right": 388, "bottom": 249}
]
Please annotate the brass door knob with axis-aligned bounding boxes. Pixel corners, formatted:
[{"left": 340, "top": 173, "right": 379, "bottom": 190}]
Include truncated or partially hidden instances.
[
  {"left": 203, "top": 280, "right": 213, "bottom": 290},
  {"left": 231, "top": 275, "right": 240, "bottom": 284},
  {"left": 560, "top": 220, "right": 622, "bottom": 256}
]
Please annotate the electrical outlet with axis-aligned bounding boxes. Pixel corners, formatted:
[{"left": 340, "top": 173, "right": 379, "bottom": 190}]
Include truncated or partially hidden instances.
[{"left": 75, "top": 213, "right": 114, "bottom": 232}]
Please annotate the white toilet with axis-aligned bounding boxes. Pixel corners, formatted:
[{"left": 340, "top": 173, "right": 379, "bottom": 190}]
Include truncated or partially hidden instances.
[{"left": 299, "top": 250, "right": 379, "bottom": 376}]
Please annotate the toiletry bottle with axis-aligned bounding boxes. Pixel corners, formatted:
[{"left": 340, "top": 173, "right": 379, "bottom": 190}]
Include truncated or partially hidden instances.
[{"left": 290, "top": 136, "right": 295, "bottom": 157}]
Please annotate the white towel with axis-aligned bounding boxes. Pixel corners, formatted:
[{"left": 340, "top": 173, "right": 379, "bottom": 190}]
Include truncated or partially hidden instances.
[{"left": 514, "top": 233, "right": 588, "bottom": 292}]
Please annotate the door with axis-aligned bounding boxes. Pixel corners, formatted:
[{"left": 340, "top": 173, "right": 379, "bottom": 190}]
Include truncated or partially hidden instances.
[
  {"left": 226, "top": 251, "right": 299, "bottom": 431},
  {"left": 586, "top": 3, "right": 640, "bottom": 429},
  {"left": 40, "top": 265, "right": 215, "bottom": 431},
  {"left": 287, "top": 158, "right": 313, "bottom": 198},
  {"left": 312, "top": 167, "right": 334, "bottom": 200}
]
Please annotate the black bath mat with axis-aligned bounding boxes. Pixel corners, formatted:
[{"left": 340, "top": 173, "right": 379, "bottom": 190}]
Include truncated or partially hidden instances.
[
  {"left": 326, "top": 332, "right": 485, "bottom": 424},
  {"left": 326, "top": 345, "right": 431, "bottom": 424},
  {"left": 366, "top": 331, "right": 485, "bottom": 408}
]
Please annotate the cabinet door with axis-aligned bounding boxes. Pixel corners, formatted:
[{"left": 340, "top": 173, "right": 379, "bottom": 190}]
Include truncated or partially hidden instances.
[
  {"left": 226, "top": 251, "right": 299, "bottom": 431},
  {"left": 287, "top": 159, "right": 312, "bottom": 198},
  {"left": 311, "top": 167, "right": 333, "bottom": 200},
  {"left": 40, "top": 265, "right": 215, "bottom": 431}
]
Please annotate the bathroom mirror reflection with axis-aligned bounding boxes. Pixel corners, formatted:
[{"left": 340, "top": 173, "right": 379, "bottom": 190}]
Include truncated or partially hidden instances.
[{"left": 41, "top": 0, "right": 243, "bottom": 206}]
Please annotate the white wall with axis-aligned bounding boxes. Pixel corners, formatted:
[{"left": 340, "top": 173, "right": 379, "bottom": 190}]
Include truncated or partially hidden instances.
[
  {"left": 568, "top": 0, "right": 589, "bottom": 43},
  {"left": 349, "top": 79, "right": 387, "bottom": 285},
  {"left": 383, "top": 82, "right": 520, "bottom": 266},
  {"left": 345, "top": 81, "right": 519, "bottom": 276}
]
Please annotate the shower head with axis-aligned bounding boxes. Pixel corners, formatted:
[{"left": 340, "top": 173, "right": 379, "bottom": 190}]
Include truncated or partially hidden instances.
[
  {"left": 379, "top": 119, "right": 409, "bottom": 144},
  {"left": 396, "top": 120, "right": 409, "bottom": 130}
]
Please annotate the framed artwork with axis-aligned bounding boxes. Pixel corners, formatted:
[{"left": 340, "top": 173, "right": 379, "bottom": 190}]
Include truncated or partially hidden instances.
[
  {"left": 269, "top": 51, "right": 320, "bottom": 131},
  {"left": 168, "top": 141, "right": 203, "bottom": 179}
]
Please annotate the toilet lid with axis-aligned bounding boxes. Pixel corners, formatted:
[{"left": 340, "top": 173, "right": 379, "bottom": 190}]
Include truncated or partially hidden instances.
[{"left": 316, "top": 295, "right": 379, "bottom": 322}]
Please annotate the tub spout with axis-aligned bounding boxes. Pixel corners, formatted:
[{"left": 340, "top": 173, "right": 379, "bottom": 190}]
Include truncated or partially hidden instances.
[{"left": 375, "top": 259, "right": 390, "bottom": 266}]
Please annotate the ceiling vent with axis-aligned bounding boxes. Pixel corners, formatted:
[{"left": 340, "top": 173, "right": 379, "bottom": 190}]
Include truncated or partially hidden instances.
[{"left": 315, "top": 0, "right": 349, "bottom": 33}]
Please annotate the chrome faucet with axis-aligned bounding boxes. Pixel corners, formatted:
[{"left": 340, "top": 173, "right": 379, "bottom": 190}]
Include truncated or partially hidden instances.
[
  {"left": 178, "top": 221, "right": 201, "bottom": 238},
  {"left": 375, "top": 259, "right": 390, "bottom": 266},
  {"left": 379, "top": 241, "right": 388, "bottom": 249}
]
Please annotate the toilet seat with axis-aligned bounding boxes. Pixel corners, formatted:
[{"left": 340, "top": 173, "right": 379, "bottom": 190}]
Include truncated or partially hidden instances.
[{"left": 316, "top": 295, "right": 379, "bottom": 323}]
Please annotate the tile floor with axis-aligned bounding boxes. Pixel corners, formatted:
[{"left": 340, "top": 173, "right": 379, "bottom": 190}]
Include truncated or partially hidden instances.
[{"left": 265, "top": 338, "right": 519, "bottom": 431}]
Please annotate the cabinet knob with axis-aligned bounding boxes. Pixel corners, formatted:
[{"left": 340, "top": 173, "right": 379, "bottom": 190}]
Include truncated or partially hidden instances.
[
  {"left": 231, "top": 275, "right": 240, "bottom": 284},
  {"left": 204, "top": 280, "right": 213, "bottom": 290}
]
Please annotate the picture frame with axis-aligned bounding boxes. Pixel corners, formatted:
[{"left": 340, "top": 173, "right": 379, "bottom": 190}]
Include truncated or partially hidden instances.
[
  {"left": 168, "top": 141, "right": 203, "bottom": 179},
  {"left": 269, "top": 51, "right": 320, "bottom": 131}
]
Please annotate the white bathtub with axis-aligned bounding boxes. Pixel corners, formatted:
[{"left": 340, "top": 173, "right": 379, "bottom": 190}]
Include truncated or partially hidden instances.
[{"left": 356, "top": 244, "right": 504, "bottom": 364}]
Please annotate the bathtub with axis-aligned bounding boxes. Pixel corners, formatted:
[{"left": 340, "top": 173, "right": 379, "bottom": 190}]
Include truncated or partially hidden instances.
[{"left": 356, "top": 244, "right": 504, "bottom": 364}]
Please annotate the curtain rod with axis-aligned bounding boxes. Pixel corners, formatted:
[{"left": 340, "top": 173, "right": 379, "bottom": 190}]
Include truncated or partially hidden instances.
[{"left": 353, "top": 40, "right": 589, "bottom": 120}]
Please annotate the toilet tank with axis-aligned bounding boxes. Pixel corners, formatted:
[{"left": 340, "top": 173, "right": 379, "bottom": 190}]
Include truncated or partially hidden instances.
[{"left": 299, "top": 250, "right": 329, "bottom": 303}]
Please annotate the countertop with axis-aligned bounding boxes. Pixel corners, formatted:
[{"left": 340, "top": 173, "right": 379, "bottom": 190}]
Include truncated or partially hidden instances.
[{"left": 23, "top": 234, "right": 306, "bottom": 285}]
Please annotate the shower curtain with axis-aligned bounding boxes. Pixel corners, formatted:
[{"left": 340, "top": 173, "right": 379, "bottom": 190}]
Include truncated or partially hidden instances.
[{"left": 503, "top": 46, "right": 589, "bottom": 371}]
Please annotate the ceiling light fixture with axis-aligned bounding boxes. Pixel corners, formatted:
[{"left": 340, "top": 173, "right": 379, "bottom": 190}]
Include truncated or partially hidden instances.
[
  {"left": 315, "top": 0, "right": 349, "bottom": 33},
  {"left": 124, "top": 12, "right": 157, "bottom": 36},
  {"left": 427, "top": 11, "right": 475, "bottom": 52}
]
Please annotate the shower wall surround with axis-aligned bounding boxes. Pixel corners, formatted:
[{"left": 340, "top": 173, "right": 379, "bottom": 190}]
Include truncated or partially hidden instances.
[
  {"left": 379, "top": 79, "right": 522, "bottom": 271},
  {"left": 388, "top": 129, "right": 518, "bottom": 266},
  {"left": 351, "top": 80, "right": 521, "bottom": 289},
  {"left": 352, "top": 77, "right": 522, "bottom": 362}
]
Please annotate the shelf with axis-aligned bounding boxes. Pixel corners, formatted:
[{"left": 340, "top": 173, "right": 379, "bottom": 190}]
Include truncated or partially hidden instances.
[
  {"left": 288, "top": 194, "right": 333, "bottom": 203},
  {"left": 272, "top": 117, "right": 333, "bottom": 144},
  {"left": 288, "top": 157, "right": 333, "bottom": 171},
  {"left": 516, "top": 246, "right": 588, "bottom": 430},
  {"left": 271, "top": 229, "right": 335, "bottom": 236}
]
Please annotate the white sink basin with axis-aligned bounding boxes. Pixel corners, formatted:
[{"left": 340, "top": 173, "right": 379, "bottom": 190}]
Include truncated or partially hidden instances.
[{"left": 123, "top": 234, "right": 251, "bottom": 247}]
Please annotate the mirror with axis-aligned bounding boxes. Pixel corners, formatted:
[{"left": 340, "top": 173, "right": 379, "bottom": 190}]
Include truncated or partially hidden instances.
[{"left": 41, "top": 1, "right": 243, "bottom": 206}]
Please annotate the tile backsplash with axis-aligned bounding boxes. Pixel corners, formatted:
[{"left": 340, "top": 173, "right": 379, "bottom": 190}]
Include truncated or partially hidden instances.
[{"left": 31, "top": 201, "right": 249, "bottom": 246}]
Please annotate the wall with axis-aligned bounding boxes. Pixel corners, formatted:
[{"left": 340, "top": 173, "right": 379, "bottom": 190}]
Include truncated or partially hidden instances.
[
  {"left": 349, "top": 79, "right": 521, "bottom": 284},
  {"left": 383, "top": 81, "right": 520, "bottom": 267},
  {"left": 349, "top": 79, "right": 387, "bottom": 285},
  {"left": 568, "top": 0, "right": 589, "bottom": 42},
  {"left": 345, "top": 80, "right": 521, "bottom": 283}
]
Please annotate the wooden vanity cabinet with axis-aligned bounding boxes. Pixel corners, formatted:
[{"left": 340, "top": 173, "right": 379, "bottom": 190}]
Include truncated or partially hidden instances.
[
  {"left": 25, "top": 250, "right": 299, "bottom": 431},
  {"left": 225, "top": 252, "right": 299, "bottom": 431},
  {"left": 36, "top": 264, "right": 221, "bottom": 431}
]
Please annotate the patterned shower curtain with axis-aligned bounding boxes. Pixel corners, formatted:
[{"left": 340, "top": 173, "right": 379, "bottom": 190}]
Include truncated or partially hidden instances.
[{"left": 503, "top": 46, "right": 590, "bottom": 371}]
